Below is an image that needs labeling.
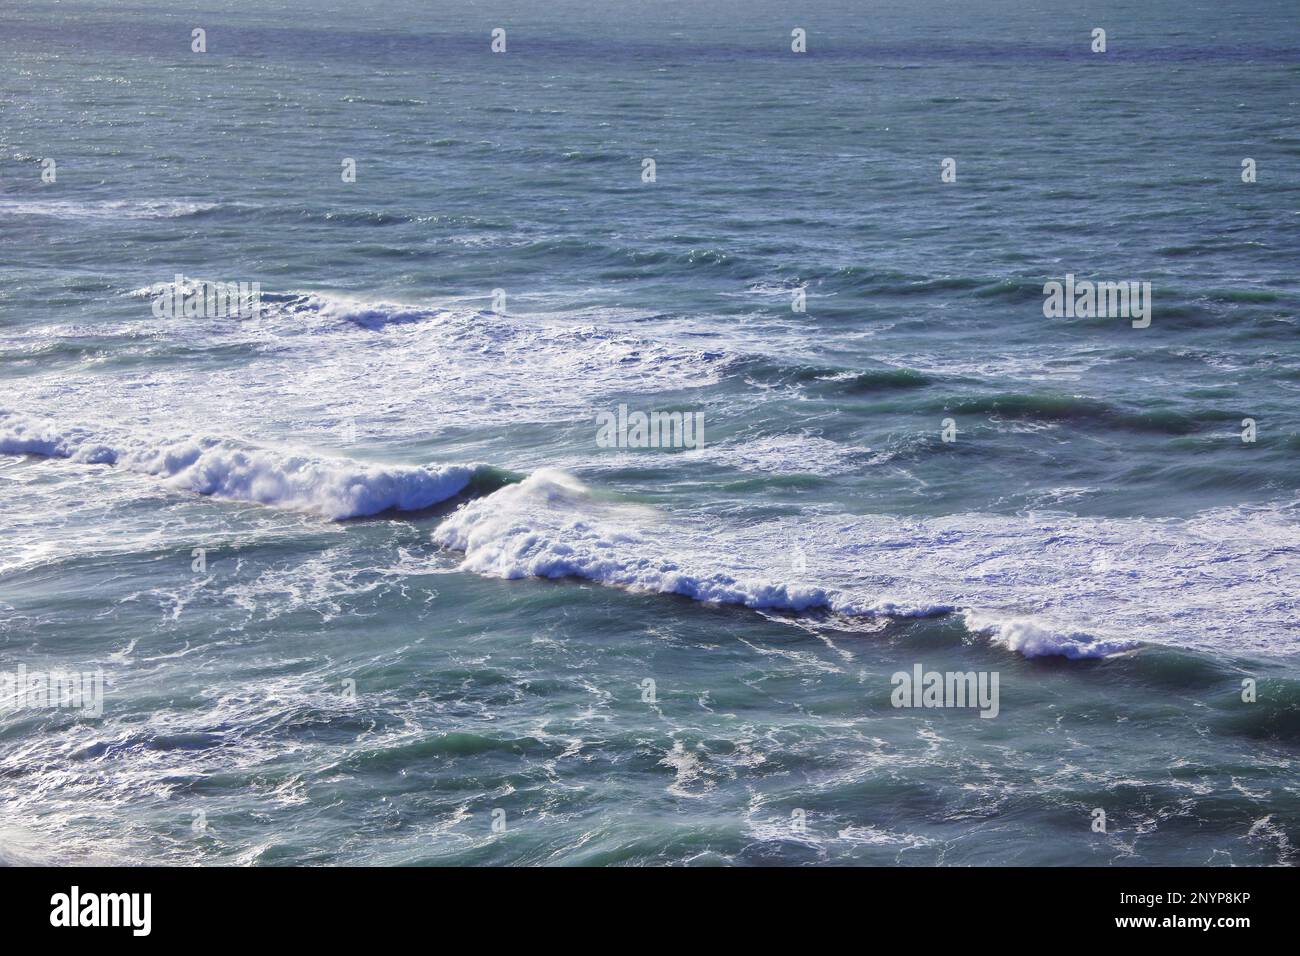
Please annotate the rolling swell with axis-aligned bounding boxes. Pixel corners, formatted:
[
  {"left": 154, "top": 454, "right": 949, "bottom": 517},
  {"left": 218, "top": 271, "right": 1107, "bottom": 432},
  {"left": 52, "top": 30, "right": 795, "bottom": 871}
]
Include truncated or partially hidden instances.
[
  {"left": 926, "top": 392, "right": 1207, "bottom": 434},
  {"left": 736, "top": 358, "right": 934, "bottom": 394},
  {"left": 1210, "top": 677, "right": 1300, "bottom": 741}
]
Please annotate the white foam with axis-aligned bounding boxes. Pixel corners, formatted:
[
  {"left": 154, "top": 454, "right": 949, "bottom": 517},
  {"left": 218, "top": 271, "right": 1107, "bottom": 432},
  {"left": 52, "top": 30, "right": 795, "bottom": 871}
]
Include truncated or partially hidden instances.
[
  {"left": 432, "top": 469, "right": 946, "bottom": 618},
  {"left": 962, "top": 610, "right": 1138, "bottom": 660},
  {"left": 8, "top": 288, "right": 732, "bottom": 445},
  {"left": 0, "top": 412, "right": 479, "bottom": 520}
]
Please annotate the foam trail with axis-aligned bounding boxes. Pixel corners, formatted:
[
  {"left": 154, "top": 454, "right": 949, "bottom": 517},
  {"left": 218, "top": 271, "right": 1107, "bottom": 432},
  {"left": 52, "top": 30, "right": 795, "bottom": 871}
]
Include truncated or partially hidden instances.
[{"left": 0, "top": 412, "right": 481, "bottom": 519}]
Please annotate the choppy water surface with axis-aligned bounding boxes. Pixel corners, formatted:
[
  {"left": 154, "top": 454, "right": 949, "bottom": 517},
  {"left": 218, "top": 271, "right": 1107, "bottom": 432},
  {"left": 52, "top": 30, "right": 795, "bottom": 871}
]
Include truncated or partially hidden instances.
[{"left": 1, "top": 0, "right": 1298, "bottom": 865}]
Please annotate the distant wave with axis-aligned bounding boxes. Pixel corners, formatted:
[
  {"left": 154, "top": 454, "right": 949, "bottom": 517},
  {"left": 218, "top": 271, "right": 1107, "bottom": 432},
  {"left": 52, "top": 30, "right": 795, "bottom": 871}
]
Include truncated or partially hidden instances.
[
  {"left": 265, "top": 291, "right": 450, "bottom": 329},
  {"left": 0, "top": 198, "right": 219, "bottom": 220},
  {"left": 124, "top": 280, "right": 464, "bottom": 331},
  {"left": 0, "top": 412, "right": 492, "bottom": 519},
  {"left": 922, "top": 392, "right": 1225, "bottom": 434}
]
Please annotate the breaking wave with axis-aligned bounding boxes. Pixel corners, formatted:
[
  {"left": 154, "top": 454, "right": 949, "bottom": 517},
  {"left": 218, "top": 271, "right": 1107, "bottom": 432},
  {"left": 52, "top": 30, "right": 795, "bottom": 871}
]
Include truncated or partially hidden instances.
[
  {"left": 432, "top": 468, "right": 950, "bottom": 619},
  {"left": 961, "top": 610, "right": 1139, "bottom": 660},
  {"left": 0, "top": 412, "right": 492, "bottom": 519}
]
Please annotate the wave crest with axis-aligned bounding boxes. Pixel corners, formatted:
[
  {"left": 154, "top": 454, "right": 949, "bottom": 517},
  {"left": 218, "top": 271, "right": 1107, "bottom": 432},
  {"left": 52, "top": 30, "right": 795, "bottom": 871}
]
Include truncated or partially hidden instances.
[
  {"left": 0, "top": 412, "right": 483, "bottom": 519},
  {"left": 432, "top": 469, "right": 948, "bottom": 618},
  {"left": 962, "top": 610, "right": 1139, "bottom": 660}
]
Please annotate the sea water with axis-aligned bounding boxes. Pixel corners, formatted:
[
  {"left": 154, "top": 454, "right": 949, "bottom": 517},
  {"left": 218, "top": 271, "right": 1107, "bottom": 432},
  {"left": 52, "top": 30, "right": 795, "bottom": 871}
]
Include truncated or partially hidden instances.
[{"left": 0, "top": 0, "right": 1297, "bottom": 865}]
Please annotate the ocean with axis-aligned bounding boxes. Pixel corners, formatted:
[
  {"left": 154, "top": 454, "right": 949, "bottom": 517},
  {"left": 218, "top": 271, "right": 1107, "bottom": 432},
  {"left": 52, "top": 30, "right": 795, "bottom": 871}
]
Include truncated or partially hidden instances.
[{"left": 1, "top": 0, "right": 1297, "bottom": 866}]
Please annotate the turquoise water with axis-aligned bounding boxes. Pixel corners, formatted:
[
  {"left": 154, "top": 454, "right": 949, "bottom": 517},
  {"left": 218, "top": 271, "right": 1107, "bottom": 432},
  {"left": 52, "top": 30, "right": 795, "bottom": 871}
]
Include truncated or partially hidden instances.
[{"left": 1, "top": 0, "right": 1298, "bottom": 865}]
